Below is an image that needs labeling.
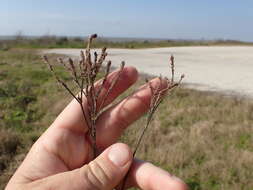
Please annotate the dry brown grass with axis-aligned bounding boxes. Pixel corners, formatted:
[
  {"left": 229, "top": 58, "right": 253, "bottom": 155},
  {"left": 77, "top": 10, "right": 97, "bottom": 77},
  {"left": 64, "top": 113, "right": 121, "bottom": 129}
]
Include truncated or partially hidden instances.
[
  {"left": 1, "top": 48, "right": 253, "bottom": 190},
  {"left": 121, "top": 87, "right": 253, "bottom": 190},
  {"left": 0, "top": 129, "right": 28, "bottom": 187}
]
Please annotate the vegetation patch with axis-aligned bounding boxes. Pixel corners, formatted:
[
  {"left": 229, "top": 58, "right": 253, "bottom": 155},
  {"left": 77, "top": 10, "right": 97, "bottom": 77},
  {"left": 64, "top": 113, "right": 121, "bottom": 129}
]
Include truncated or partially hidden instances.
[{"left": 0, "top": 49, "right": 252, "bottom": 190}]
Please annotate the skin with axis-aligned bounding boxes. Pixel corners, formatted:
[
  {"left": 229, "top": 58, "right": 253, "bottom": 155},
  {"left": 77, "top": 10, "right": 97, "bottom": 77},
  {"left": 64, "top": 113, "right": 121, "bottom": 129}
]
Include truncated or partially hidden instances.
[{"left": 6, "top": 66, "right": 188, "bottom": 190}]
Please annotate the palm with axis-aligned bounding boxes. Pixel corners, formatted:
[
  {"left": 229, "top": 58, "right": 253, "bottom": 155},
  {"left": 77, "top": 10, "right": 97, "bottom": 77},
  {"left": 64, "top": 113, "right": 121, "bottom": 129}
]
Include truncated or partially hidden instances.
[{"left": 33, "top": 127, "right": 90, "bottom": 178}]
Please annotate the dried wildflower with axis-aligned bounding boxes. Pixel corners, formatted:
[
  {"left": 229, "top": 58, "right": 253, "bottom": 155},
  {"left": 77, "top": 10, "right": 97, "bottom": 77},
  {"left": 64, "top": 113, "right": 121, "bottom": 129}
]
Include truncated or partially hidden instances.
[
  {"left": 43, "top": 34, "right": 124, "bottom": 158},
  {"left": 120, "top": 55, "right": 184, "bottom": 190}
]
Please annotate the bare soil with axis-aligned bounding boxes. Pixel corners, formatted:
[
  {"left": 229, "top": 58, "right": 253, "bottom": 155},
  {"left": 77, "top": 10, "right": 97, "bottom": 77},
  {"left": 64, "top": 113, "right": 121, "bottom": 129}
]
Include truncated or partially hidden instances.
[{"left": 44, "top": 46, "right": 253, "bottom": 98}]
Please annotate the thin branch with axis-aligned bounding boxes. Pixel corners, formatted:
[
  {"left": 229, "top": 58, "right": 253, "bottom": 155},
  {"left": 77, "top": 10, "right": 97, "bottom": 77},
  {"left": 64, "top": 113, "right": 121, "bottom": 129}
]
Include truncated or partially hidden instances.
[
  {"left": 43, "top": 56, "right": 80, "bottom": 103},
  {"left": 120, "top": 56, "right": 184, "bottom": 190}
]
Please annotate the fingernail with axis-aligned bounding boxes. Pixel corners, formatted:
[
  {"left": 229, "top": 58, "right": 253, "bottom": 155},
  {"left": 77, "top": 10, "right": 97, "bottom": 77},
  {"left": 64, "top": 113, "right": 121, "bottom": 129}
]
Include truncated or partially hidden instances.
[{"left": 108, "top": 143, "right": 130, "bottom": 167}]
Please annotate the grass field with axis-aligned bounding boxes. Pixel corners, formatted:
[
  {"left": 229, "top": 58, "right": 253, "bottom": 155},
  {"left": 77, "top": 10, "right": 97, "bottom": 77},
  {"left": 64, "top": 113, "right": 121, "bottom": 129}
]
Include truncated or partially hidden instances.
[
  {"left": 0, "top": 49, "right": 252, "bottom": 190},
  {"left": 1, "top": 36, "right": 253, "bottom": 50}
]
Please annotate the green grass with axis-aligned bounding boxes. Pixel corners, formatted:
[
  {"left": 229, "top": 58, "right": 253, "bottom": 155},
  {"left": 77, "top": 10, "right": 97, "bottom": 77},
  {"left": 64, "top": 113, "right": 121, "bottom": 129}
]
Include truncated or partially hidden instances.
[
  {"left": 1, "top": 36, "right": 253, "bottom": 50},
  {"left": 0, "top": 49, "right": 74, "bottom": 187},
  {"left": 0, "top": 49, "right": 253, "bottom": 189}
]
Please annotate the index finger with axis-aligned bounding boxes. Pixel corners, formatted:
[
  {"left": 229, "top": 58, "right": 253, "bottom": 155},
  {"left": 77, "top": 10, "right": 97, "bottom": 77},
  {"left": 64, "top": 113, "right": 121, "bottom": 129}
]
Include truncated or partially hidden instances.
[
  {"left": 51, "top": 66, "right": 138, "bottom": 133},
  {"left": 121, "top": 159, "right": 188, "bottom": 190}
]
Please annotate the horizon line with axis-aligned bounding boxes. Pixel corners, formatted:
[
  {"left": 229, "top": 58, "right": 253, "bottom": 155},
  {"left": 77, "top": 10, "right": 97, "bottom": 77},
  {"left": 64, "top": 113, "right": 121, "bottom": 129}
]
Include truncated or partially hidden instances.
[{"left": 0, "top": 34, "right": 253, "bottom": 43}]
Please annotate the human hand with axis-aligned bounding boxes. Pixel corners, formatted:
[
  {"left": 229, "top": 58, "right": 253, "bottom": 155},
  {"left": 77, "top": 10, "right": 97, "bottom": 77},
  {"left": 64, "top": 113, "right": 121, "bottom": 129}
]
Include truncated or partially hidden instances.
[{"left": 6, "top": 67, "right": 188, "bottom": 190}]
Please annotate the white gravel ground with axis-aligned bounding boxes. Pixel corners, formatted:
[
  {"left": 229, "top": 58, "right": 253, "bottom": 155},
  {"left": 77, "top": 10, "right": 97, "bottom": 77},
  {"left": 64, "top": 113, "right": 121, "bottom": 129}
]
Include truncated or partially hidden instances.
[{"left": 44, "top": 46, "right": 253, "bottom": 98}]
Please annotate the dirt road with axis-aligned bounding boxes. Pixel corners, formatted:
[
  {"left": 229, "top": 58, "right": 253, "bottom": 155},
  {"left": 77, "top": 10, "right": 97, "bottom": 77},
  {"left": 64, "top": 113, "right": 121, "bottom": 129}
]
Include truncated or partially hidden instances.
[{"left": 44, "top": 46, "right": 253, "bottom": 98}]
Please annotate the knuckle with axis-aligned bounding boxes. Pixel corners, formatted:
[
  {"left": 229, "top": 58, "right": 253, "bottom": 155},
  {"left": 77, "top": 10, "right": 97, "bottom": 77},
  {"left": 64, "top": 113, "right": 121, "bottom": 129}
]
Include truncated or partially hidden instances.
[
  {"left": 82, "top": 160, "right": 111, "bottom": 190},
  {"left": 115, "top": 113, "right": 131, "bottom": 130},
  {"left": 171, "top": 178, "right": 189, "bottom": 190}
]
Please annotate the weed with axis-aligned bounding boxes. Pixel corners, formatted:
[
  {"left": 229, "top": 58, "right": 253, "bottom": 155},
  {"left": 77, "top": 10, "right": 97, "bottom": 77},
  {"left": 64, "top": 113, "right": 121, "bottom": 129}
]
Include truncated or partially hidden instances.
[{"left": 44, "top": 34, "right": 126, "bottom": 157}]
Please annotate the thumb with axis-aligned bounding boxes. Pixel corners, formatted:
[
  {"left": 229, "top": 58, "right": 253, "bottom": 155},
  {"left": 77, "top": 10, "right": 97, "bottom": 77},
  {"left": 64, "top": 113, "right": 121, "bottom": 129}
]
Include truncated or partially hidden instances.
[{"left": 31, "top": 143, "right": 132, "bottom": 190}]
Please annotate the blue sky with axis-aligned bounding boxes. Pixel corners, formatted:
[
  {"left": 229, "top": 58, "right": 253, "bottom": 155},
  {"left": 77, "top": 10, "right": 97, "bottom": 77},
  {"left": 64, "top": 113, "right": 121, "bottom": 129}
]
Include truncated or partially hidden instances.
[{"left": 1, "top": 0, "right": 253, "bottom": 41}]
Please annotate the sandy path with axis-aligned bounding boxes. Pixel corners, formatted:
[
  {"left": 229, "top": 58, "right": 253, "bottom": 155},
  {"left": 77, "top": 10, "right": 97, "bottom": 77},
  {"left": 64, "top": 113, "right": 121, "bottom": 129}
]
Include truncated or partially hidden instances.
[{"left": 43, "top": 46, "right": 253, "bottom": 98}]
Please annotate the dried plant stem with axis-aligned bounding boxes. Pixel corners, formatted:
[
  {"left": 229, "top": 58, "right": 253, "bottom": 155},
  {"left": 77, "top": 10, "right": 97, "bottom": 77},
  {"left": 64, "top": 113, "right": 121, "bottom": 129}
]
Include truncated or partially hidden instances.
[
  {"left": 43, "top": 34, "right": 124, "bottom": 159},
  {"left": 120, "top": 56, "right": 184, "bottom": 190}
]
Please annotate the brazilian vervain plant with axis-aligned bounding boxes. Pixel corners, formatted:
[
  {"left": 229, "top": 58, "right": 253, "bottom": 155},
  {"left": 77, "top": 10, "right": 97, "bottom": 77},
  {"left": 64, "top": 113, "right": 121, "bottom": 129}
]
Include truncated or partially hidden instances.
[
  {"left": 43, "top": 34, "right": 125, "bottom": 157},
  {"left": 120, "top": 56, "right": 184, "bottom": 190}
]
